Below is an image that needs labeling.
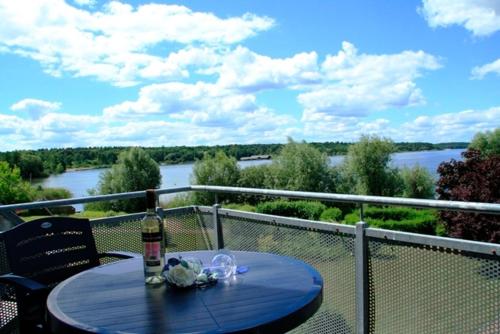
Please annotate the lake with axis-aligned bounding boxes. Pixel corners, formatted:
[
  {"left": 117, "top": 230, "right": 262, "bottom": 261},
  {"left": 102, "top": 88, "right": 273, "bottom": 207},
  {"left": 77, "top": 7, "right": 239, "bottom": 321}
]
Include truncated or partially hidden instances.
[{"left": 36, "top": 149, "right": 464, "bottom": 211}]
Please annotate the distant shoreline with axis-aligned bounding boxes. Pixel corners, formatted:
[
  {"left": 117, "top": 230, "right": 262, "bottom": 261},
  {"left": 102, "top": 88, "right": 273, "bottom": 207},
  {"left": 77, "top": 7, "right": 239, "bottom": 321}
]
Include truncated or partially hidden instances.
[{"left": 52, "top": 147, "right": 465, "bottom": 175}]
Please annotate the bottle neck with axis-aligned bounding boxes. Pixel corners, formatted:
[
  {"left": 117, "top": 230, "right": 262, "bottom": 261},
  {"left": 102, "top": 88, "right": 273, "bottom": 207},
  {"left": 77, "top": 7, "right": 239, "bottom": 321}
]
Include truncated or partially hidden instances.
[{"left": 146, "top": 207, "right": 156, "bottom": 214}]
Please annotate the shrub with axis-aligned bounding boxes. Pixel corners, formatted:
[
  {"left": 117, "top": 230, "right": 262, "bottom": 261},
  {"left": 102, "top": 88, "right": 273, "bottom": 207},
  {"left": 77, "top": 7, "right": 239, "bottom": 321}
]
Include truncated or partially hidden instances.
[
  {"left": 400, "top": 165, "right": 435, "bottom": 199},
  {"left": 343, "top": 206, "right": 438, "bottom": 235},
  {"left": 222, "top": 203, "right": 256, "bottom": 212},
  {"left": 437, "top": 149, "right": 500, "bottom": 243},
  {"left": 339, "top": 135, "right": 402, "bottom": 196},
  {"left": 191, "top": 151, "right": 240, "bottom": 205},
  {"left": 0, "top": 161, "right": 35, "bottom": 204},
  {"left": 320, "top": 207, "right": 343, "bottom": 222},
  {"left": 86, "top": 147, "right": 161, "bottom": 212},
  {"left": 256, "top": 200, "right": 327, "bottom": 220},
  {"left": 161, "top": 193, "right": 196, "bottom": 209}
]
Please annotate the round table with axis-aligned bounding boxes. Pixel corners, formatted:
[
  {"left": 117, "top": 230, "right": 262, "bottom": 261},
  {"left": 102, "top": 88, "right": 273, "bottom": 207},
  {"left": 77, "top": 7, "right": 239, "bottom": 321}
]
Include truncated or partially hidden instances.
[{"left": 47, "top": 251, "right": 323, "bottom": 333}]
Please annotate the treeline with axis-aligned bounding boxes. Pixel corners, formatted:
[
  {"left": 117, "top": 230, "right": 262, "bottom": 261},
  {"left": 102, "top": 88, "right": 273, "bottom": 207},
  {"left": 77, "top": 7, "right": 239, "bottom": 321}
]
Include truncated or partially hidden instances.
[{"left": 0, "top": 141, "right": 468, "bottom": 179}]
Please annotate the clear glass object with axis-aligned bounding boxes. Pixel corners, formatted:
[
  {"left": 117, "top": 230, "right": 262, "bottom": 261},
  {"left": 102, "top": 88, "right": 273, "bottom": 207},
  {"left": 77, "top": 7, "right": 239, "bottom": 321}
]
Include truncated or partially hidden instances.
[
  {"left": 211, "top": 250, "right": 236, "bottom": 279},
  {"left": 141, "top": 190, "right": 165, "bottom": 284}
]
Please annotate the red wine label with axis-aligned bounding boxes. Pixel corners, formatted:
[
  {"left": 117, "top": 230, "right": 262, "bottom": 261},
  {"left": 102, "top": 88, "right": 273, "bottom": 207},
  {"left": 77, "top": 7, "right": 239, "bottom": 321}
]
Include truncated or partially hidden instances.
[{"left": 143, "top": 241, "right": 161, "bottom": 266}]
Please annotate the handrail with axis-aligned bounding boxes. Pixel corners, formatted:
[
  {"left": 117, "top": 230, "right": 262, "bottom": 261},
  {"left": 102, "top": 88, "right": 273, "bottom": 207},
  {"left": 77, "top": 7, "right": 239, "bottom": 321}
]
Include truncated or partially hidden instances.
[
  {"left": 1, "top": 185, "right": 499, "bottom": 215},
  {"left": 190, "top": 185, "right": 500, "bottom": 215}
]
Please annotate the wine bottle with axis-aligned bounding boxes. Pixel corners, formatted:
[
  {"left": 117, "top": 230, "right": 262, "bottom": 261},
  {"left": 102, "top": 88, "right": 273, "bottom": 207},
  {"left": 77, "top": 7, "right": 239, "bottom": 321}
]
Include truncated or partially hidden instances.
[{"left": 141, "top": 189, "right": 165, "bottom": 284}]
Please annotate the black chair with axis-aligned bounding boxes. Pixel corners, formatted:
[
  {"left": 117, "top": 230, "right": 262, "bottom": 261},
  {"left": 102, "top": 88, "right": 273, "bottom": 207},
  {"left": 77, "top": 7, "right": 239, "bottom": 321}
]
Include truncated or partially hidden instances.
[{"left": 0, "top": 217, "right": 140, "bottom": 333}]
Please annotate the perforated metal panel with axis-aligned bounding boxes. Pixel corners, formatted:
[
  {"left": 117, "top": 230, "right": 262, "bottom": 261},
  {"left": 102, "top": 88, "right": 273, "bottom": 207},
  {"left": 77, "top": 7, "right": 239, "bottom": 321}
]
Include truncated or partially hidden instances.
[
  {"left": 0, "top": 236, "right": 19, "bottom": 334},
  {"left": 367, "top": 238, "right": 500, "bottom": 334},
  {"left": 219, "top": 212, "right": 357, "bottom": 334},
  {"left": 91, "top": 218, "right": 143, "bottom": 257},
  {"left": 164, "top": 207, "right": 214, "bottom": 252}
]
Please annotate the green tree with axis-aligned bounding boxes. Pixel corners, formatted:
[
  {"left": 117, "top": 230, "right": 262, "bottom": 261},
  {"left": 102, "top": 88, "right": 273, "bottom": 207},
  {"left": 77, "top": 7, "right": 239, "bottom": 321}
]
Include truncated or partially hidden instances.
[
  {"left": 468, "top": 128, "right": 500, "bottom": 158},
  {"left": 266, "top": 139, "right": 335, "bottom": 193},
  {"left": 0, "top": 161, "right": 34, "bottom": 204},
  {"left": 340, "top": 135, "right": 402, "bottom": 196},
  {"left": 88, "top": 148, "right": 161, "bottom": 212},
  {"left": 191, "top": 151, "right": 240, "bottom": 205},
  {"left": 18, "top": 153, "right": 45, "bottom": 179},
  {"left": 400, "top": 165, "right": 435, "bottom": 199}
]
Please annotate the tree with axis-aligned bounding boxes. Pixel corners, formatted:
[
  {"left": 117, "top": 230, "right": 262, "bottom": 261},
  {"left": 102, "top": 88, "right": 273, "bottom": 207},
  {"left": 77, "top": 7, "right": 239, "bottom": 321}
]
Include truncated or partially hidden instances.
[
  {"left": 0, "top": 161, "right": 34, "bottom": 204},
  {"left": 436, "top": 149, "right": 500, "bottom": 243},
  {"left": 468, "top": 128, "right": 500, "bottom": 158},
  {"left": 400, "top": 165, "right": 435, "bottom": 199},
  {"left": 339, "top": 135, "right": 402, "bottom": 196},
  {"left": 88, "top": 148, "right": 161, "bottom": 212},
  {"left": 266, "top": 139, "right": 335, "bottom": 193},
  {"left": 18, "top": 153, "right": 45, "bottom": 179},
  {"left": 191, "top": 151, "right": 240, "bottom": 205}
]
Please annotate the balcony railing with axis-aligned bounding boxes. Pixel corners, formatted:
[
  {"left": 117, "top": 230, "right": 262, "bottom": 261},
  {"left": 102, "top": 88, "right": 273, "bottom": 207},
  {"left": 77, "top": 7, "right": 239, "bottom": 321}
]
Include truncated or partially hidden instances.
[{"left": 1, "top": 186, "right": 500, "bottom": 334}]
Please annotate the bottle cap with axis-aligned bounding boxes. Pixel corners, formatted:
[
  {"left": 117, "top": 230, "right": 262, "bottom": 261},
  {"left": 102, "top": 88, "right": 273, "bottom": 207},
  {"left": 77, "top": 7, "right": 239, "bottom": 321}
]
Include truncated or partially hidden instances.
[{"left": 145, "top": 189, "right": 156, "bottom": 209}]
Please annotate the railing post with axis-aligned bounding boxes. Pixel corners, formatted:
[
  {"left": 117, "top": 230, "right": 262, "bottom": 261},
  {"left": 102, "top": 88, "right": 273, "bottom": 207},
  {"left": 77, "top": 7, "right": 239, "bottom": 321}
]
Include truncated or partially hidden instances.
[
  {"left": 355, "top": 221, "right": 369, "bottom": 334},
  {"left": 213, "top": 204, "right": 224, "bottom": 249}
]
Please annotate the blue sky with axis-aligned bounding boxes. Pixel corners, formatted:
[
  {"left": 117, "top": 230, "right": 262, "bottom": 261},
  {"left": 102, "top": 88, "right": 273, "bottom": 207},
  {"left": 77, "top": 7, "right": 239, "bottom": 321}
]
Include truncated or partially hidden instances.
[{"left": 0, "top": 0, "right": 499, "bottom": 151}]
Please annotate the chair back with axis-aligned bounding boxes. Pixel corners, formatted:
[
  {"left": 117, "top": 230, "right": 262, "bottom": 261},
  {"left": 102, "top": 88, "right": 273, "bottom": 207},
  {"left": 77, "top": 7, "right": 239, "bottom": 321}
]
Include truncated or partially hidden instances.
[{"left": 3, "top": 217, "right": 100, "bottom": 286}]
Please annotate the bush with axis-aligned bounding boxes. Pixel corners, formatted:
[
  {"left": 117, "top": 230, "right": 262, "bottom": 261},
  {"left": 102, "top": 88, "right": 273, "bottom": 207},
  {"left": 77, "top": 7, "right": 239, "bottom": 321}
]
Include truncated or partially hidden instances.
[
  {"left": 266, "top": 139, "right": 335, "bottom": 193},
  {"left": 256, "top": 200, "right": 327, "bottom": 220},
  {"left": 191, "top": 151, "right": 240, "bottom": 205},
  {"left": 161, "top": 193, "right": 196, "bottom": 209},
  {"left": 320, "top": 207, "right": 343, "bottom": 222},
  {"left": 339, "top": 135, "right": 402, "bottom": 196},
  {"left": 437, "top": 149, "right": 500, "bottom": 243},
  {"left": 400, "top": 165, "right": 435, "bottom": 199},
  {"left": 0, "top": 161, "right": 35, "bottom": 204},
  {"left": 222, "top": 203, "right": 256, "bottom": 212},
  {"left": 23, "top": 187, "right": 74, "bottom": 216},
  {"left": 343, "top": 206, "right": 438, "bottom": 235},
  {"left": 86, "top": 147, "right": 161, "bottom": 213}
]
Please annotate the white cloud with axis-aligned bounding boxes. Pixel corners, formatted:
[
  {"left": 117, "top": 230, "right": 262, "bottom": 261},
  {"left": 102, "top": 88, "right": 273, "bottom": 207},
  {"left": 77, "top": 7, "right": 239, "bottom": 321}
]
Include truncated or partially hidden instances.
[
  {"left": 471, "top": 58, "right": 500, "bottom": 78},
  {"left": 298, "top": 42, "right": 441, "bottom": 118},
  {"left": 419, "top": 0, "right": 500, "bottom": 36},
  {"left": 216, "top": 46, "right": 320, "bottom": 92},
  {"left": 400, "top": 107, "right": 500, "bottom": 142},
  {"left": 10, "top": 99, "right": 62, "bottom": 119},
  {"left": 0, "top": 0, "right": 273, "bottom": 86},
  {"left": 302, "top": 106, "right": 500, "bottom": 143}
]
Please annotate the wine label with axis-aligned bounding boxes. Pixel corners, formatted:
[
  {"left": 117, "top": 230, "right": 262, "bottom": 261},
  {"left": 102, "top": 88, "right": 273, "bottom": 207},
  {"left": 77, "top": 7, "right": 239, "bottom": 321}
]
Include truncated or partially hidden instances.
[
  {"left": 143, "top": 241, "right": 161, "bottom": 266},
  {"left": 142, "top": 232, "right": 162, "bottom": 242}
]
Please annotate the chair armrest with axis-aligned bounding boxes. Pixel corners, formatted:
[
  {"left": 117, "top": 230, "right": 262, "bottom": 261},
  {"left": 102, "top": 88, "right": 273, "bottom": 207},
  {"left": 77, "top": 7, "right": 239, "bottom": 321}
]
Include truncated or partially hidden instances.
[
  {"left": 99, "top": 251, "right": 142, "bottom": 260},
  {"left": 0, "top": 274, "right": 49, "bottom": 295}
]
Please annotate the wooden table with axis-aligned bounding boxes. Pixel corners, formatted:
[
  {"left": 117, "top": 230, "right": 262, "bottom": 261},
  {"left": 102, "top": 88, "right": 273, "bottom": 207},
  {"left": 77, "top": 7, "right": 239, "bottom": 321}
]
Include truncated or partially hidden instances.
[{"left": 47, "top": 251, "right": 323, "bottom": 333}]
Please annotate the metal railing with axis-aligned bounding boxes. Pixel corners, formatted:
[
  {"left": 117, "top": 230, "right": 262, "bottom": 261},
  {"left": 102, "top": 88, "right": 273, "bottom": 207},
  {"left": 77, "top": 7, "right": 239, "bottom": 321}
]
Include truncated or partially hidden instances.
[{"left": 1, "top": 186, "right": 500, "bottom": 334}]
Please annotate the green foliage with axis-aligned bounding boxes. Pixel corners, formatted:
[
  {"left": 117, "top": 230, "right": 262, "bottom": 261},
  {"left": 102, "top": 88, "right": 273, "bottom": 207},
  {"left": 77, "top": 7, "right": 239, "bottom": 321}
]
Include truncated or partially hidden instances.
[
  {"left": 256, "top": 200, "right": 327, "bottom": 220},
  {"left": 0, "top": 142, "right": 467, "bottom": 179},
  {"left": 400, "top": 165, "right": 435, "bottom": 199},
  {"left": 34, "top": 187, "right": 72, "bottom": 201},
  {"left": 266, "top": 139, "right": 335, "bottom": 193},
  {"left": 18, "top": 153, "right": 46, "bottom": 179},
  {"left": 191, "top": 151, "right": 240, "bottom": 205},
  {"left": 222, "top": 203, "right": 256, "bottom": 212},
  {"left": 344, "top": 206, "right": 438, "bottom": 234},
  {"left": 87, "top": 147, "right": 161, "bottom": 212},
  {"left": 237, "top": 164, "right": 272, "bottom": 204},
  {"left": 468, "top": 128, "right": 500, "bottom": 158},
  {"left": 320, "top": 207, "right": 343, "bottom": 222},
  {"left": 161, "top": 193, "right": 196, "bottom": 209},
  {"left": 340, "top": 135, "right": 402, "bottom": 196},
  {"left": 0, "top": 161, "right": 34, "bottom": 204}
]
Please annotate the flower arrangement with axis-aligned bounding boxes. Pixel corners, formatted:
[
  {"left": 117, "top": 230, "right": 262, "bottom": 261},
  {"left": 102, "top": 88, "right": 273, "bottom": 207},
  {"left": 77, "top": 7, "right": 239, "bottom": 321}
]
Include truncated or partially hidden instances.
[{"left": 162, "top": 257, "right": 217, "bottom": 288}]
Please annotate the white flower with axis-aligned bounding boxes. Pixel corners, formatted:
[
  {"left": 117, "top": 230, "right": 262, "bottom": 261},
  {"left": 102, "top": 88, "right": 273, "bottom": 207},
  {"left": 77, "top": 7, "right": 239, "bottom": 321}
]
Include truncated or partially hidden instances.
[{"left": 165, "top": 264, "right": 197, "bottom": 287}]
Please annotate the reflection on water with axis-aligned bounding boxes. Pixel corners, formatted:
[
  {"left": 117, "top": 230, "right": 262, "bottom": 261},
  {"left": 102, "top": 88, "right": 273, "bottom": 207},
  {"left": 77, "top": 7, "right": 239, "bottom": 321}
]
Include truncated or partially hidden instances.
[{"left": 35, "top": 149, "right": 463, "bottom": 211}]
